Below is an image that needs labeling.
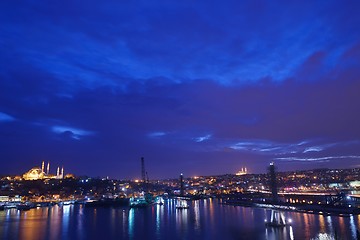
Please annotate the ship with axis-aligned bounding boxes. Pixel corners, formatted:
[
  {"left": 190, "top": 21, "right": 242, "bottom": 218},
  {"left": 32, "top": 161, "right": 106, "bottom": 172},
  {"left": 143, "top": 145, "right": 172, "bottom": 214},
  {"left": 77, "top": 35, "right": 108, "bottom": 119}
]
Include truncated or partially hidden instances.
[
  {"left": 264, "top": 210, "right": 291, "bottom": 227},
  {"left": 16, "top": 203, "right": 34, "bottom": 211},
  {"left": 129, "top": 192, "right": 155, "bottom": 208},
  {"left": 129, "top": 196, "right": 149, "bottom": 208},
  {"left": 176, "top": 199, "right": 189, "bottom": 209},
  {"left": 156, "top": 196, "right": 164, "bottom": 205},
  {"left": 84, "top": 197, "right": 129, "bottom": 208}
]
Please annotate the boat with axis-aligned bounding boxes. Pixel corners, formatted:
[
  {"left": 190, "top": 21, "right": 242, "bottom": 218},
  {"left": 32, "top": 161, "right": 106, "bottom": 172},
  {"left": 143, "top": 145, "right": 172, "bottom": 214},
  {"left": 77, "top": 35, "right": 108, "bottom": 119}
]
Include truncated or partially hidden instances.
[
  {"left": 265, "top": 210, "right": 291, "bottom": 227},
  {"left": 295, "top": 203, "right": 360, "bottom": 215},
  {"left": 176, "top": 199, "right": 189, "bottom": 209},
  {"left": 85, "top": 198, "right": 129, "bottom": 208},
  {"left": 4, "top": 202, "right": 18, "bottom": 209},
  {"left": 156, "top": 196, "right": 164, "bottom": 205},
  {"left": 129, "top": 197, "right": 149, "bottom": 208},
  {"left": 36, "top": 202, "right": 55, "bottom": 207},
  {"left": 129, "top": 192, "right": 155, "bottom": 208},
  {"left": 16, "top": 203, "right": 33, "bottom": 211},
  {"left": 58, "top": 200, "right": 75, "bottom": 206}
]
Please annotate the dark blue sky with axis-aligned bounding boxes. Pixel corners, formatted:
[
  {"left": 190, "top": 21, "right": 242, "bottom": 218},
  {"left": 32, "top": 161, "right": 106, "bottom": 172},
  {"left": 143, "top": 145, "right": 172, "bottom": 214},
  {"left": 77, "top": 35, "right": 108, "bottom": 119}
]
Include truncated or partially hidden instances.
[{"left": 1, "top": 1, "right": 360, "bottom": 179}]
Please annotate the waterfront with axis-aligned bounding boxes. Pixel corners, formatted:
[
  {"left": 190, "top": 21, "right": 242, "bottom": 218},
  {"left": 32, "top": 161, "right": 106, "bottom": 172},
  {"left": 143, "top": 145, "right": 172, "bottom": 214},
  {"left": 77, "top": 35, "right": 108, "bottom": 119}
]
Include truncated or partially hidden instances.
[{"left": 0, "top": 199, "right": 359, "bottom": 240}]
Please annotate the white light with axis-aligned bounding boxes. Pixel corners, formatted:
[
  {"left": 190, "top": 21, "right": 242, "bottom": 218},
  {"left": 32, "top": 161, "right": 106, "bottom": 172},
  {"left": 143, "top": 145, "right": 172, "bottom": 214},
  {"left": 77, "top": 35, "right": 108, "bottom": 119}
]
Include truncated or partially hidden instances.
[{"left": 288, "top": 219, "right": 292, "bottom": 223}]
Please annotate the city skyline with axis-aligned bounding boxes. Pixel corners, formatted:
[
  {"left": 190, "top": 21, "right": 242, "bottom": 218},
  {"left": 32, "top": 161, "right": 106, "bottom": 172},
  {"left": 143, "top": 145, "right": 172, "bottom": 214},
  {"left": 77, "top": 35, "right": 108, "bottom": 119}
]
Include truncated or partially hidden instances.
[{"left": 1, "top": 1, "right": 360, "bottom": 179}]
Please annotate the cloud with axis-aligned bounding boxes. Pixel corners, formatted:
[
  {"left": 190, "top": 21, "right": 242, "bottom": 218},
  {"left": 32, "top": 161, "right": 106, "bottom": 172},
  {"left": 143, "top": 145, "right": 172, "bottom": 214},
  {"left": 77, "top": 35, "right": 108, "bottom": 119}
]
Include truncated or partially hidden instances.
[
  {"left": 0, "top": 112, "right": 15, "bottom": 122},
  {"left": 303, "top": 146, "right": 324, "bottom": 153},
  {"left": 229, "top": 139, "right": 358, "bottom": 156},
  {"left": 148, "top": 131, "right": 166, "bottom": 138},
  {"left": 194, "top": 134, "right": 212, "bottom": 143},
  {"left": 276, "top": 155, "right": 360, "bottom": 162},
  {"left": 229, "top": 140, "right": 296, "bottom": 154},
  {"left": 52, "top": 126, "right": 94, "bottom": 140},
  {"left": 2, "top": 1, "right": 359, "bottom": 89}
]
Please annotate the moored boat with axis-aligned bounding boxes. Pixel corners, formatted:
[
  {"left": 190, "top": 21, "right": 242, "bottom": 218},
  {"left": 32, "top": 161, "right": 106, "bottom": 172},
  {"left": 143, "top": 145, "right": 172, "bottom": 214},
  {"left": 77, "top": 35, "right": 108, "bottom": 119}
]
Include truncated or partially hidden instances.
[
  {"left": 176, "top": 199, "right": 189, "bottom": 209},
  {"left": 85, "top": 198, "right": 129, "bottom": 208},
  {"left": 265, "top": 210, "right": 291, "bottom": 227},
  {"left": 129, "top": 197, "right": 149, "bottom": 208},
  {"left": 16, "top": 203, "right": 33, "bottom": 211},
  {"left": 156, "top": 196, "right": 164, "bottom": 205}
]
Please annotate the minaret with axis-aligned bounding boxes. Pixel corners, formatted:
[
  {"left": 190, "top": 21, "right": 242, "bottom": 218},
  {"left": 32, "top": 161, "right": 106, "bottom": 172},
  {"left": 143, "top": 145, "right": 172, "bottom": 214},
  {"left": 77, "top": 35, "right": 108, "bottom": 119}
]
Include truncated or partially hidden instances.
[
  {"left": 180, "top": 173, "right": 184, "bottom": 196},
  {"left": 61, "top": 167, "right": 64, "bottom": 179},
  {"left": 41, "top": 161, "right": 45, "bottom": 173},
  {"left": 57, "top": 167, "right": 60, "bottom": 179},
  {"left": 47, "top": 162, "right": 50, "bottom": 175}
]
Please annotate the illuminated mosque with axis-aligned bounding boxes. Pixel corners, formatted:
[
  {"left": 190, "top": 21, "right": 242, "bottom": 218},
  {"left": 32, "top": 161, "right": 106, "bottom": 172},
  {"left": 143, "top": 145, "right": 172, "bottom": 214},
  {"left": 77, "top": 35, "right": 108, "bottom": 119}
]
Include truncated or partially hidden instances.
[
  {"left": 236, "top": 167, "right": 248, "bottom": 176},
  {"left": 22, "top": 161, "right": 67, "bottom": 180}
]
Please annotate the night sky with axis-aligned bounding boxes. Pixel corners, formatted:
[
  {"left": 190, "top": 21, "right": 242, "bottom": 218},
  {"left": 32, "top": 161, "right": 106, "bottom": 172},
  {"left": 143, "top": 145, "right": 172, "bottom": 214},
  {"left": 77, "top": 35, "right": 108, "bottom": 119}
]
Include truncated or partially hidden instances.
[{"left": 1, "top": 1, "right": 360, "bottom": 179}]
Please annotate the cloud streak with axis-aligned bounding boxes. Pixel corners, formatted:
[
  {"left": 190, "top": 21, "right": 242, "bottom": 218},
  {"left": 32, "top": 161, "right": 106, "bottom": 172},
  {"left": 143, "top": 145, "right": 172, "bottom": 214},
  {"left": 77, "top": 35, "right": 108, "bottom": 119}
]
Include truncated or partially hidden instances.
[
  {"left": 0, "top": 112, "right": 15, "bottom": 122},
  {"left": 228, "top": 140, "right": 356, "bottom": 155},
  {"left": 276, "top": 155, "right": 360, "bottom": 162},
  {"left": 194, "top": 134, "right": 212, "bottom": 143},
  {"left": 52, "top": 126, "right": 94, "bottom": 140}
]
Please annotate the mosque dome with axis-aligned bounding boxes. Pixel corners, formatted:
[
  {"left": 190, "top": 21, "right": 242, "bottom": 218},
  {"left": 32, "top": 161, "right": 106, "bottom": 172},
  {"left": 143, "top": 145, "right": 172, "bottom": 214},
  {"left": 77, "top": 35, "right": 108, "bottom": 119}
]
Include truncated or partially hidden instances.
[{"left": 22, "top": 167, "right": 45, "bottom": 180}]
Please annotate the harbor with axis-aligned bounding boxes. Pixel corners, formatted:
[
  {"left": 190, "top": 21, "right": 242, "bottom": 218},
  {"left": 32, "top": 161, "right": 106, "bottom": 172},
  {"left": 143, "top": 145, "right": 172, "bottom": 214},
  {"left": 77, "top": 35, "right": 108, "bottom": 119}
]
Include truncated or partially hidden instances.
[{"left": 0, "top": 198, "right": 359, "bottom": 240}]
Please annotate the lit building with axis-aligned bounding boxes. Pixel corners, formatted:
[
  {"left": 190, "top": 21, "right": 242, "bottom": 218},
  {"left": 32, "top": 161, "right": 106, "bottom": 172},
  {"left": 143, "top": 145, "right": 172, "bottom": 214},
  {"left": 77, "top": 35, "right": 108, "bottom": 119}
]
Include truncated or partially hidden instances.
[
  {"left": 64, "top": 173, "right": 75, "bottom": 179},
  {"left": 236, "top": 167, "right": 248, "bottom": 176},
  {"left": 22, "top": 161, "right": 67, "bottom": 180},
  {"left": 22, "top": 167, "right": 45, "bottom": 180}
]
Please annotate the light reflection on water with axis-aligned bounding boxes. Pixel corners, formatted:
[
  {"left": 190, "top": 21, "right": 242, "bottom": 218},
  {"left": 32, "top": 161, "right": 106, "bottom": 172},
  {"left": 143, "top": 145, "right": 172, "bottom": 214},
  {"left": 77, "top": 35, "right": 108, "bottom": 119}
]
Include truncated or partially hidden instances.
[
  {"left": 318, "top": 214, "right": 325, "bottom": 232},
  {"left": 289, "top": 226, "right": 294, "bottom": 240},
  {"left": 77, "top": 205, "right": 84, "bottom": 239},
  {"left": 350, "top": 215, "right": 357, "bottom": 239},
  {"left": 128, "top": 208, "right": 134, "bottom": 239},
  {"left": 62, "top": 205, "right": 70, "bottom": 236},
  {"left": 194, "top": 200, "right": 200, "bottom": 232},
  {"left": 0, "top": 199, "right": 359, "bottom": 240}
]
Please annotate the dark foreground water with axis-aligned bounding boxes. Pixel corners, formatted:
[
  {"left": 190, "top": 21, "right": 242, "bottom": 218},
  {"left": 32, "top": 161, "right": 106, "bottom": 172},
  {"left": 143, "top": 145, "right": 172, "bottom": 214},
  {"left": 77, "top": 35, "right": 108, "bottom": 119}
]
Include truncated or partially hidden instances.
[{"left": 0, "top": 199, "right": 359, "bottom": 240}]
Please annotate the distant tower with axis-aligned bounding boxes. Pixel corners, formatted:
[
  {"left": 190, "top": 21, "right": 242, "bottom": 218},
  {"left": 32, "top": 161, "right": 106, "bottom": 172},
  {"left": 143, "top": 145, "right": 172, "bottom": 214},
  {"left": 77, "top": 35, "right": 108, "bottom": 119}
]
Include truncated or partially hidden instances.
[
  {"left": 57, "top": 167, "right": 60, "bottom": 178},
  {"left": 268, "top": 162, "right": 278, "bottom": 203},
  {"left": 47, "top": 162, "right": 50, "bottom": 175},
  {"left": 141, "top": 157, "right": 146, "bottom": 183},
  {"left": 180, "top": 173, "right": 184, "bottom": 196},
  {"left": 41, "top": 161, "right": 45, "bottom": 173},
  {"left": 61, "top": 167, "right": 64, "bottom": 179}
]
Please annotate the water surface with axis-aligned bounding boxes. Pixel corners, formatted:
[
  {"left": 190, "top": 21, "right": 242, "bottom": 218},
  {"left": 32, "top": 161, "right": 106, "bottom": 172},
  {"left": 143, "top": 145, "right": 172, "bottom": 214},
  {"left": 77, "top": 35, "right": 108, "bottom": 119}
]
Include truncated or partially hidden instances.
[{"left": 0, "top": 199, "right": 359, "bottom": 240}]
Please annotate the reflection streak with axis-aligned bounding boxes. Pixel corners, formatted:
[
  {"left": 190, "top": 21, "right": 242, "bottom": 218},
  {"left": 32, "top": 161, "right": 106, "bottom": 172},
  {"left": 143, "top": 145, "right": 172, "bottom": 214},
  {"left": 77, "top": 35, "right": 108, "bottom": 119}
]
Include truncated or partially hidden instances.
[
  {"left": 62, "top": 205, "right": 71, "bottom": 237},
  {"left": 349, "top": 215, "right": 356, "bottom": 239},
  {"left": 128, "top": 208, "right": 134, "bottom": 240},
  {"left": 194, "top": 201, "right": 200, "bottom": 231}
]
